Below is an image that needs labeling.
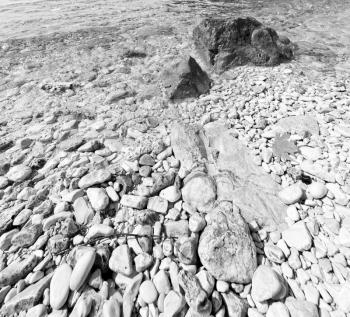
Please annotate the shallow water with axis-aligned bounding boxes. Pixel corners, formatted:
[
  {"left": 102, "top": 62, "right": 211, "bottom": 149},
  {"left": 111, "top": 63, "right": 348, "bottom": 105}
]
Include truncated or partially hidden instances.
[{"left": 0, "top": 0, "right": 350, "bottom": 77}]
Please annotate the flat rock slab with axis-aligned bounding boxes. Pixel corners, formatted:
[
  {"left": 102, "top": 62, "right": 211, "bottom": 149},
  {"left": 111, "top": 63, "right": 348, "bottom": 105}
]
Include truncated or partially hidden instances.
[
  {"left": 198, "top": 201, "right": 257, "bottom": 283},
  {"left": 275, "top": 115, "right": 320, "bottom": 136},
  {"left": 171, "top": 122, "right": 286, "bottom": 227},
  {"left": 203, "top": 122, "right": 287, "bottom": 227}
]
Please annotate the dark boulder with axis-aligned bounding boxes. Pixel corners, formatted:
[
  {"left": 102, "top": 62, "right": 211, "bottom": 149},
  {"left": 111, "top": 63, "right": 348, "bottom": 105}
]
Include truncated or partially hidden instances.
[
  {"left": 193, "top": 17, "right": 293, "bottom": 72},
  {"left": 160, "top": 56, "right": 211, "bottom": 100}
]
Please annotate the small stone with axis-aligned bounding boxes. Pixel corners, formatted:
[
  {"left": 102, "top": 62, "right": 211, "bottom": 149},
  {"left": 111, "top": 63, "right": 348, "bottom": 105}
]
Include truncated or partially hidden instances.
[
  {"left": 86, "top": 187, "right": 109, "bottom": 211},
  {"left": 139, "top": 280, "right": 158, "bottom": 304},
  {"left": 139, "top": 154, "right": 155, "bottom": 166},
  {"left": 78, "top": 169, "right": 112, "bottom": 189},
  {"left": 182, "top": 174, "right": 216, "bottom": 212},
  {"left": 50, "top": 263, "right": 72, "bottom": 310},
  {"left": 120, "top": 194, "right": 148, "bottom": 209},
  {"left": 285, "top": 297, "right": 319, "bottom": 317},
  {"left": 216, "top": 280, "right": 230, "bottom": 293},
  {"left": 102, "top": 299, "right": 121, "bottom": 317},
  {"left": 282, "top": 221, "right": 312, "bottom": 251},
  {"left": 266, "top": 302, "right": 290, "bottom": 317},
  {"left": 147, "top": 196, "right": 168, "bottom": 214},
  {"left": 109, "top": 245, "right": 134, "bottom": 276},
  {"left": 69, "top": 248, "right": 96, "bottom": 291},
  {"left": 175, "top": 236, "right": 198, "bottom": 264},
  {"left": 134, "top": 253, "right": 153, "bottom": 272},
  {"left": 153, "top": 270, "right": 172, "bottom": 294},
  {"left": 189, "top": 213, "right": 206, "bottom": 232},
  {"left": 164, "top": 220, "right": 189, "bottom": 237},
  {"left": 308, "top": 182, "right": 328, "bottom": 199},
  {"left": 26, "top": 304, "right": 47, "bottom": 317},
  {"left": 278, "top": 184, "right": 303, "bottom": 205},
  {"left": 6, "top": 165, "right": 32, "bottom": 182},
  {"left": 163, "top": 291, "right": 186, "bottom": 317},
  {"left": 287, "top": 205, "right": 300, "bottom": 222},
  {"left": 196, "top": 270, "right": 215, "bottom": 295},
  {"left": 251, "top": 265, "right": 286, "bottom": 302},
  {"left": 264, "top": 244, "right": 285, "bottom": 264},
  {"left": 0, "top": 176, "right": 8, "bottom": 189},
  {"left": 159, "top": 186, "right": 181, "bottom": 203},
  {"left": 222, "top": 291, "right": 248, "bottom": 317},
  {"left": 85, "top": 224, "right": 114, "bottom": 242},
  {"left": 73, "top": 197, "right": 94, "bottom": 225}
]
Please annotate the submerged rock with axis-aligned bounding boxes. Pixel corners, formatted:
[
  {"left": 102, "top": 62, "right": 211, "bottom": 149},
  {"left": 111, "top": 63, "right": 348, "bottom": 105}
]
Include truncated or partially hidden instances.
[
  {"left": 160, "top": 56, "right": 211, "bottom": 100},
  {"left": 193, "top": 17, "right": 293, "bottom": 72}
]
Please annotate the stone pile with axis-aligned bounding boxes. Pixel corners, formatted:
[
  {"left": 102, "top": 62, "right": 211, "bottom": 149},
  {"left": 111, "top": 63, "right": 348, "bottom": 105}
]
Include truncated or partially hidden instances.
[{"left": 0, "top": 48, "right": 350, "bottom": 317}]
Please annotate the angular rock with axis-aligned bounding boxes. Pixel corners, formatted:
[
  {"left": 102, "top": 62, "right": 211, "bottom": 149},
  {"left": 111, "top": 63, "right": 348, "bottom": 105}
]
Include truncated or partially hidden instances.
[
  {"left": 86, "top": 187, "right": 109, "bottom": 211},
  {"left": 0, "top": 203, "right": 25, "bottom": 235},
  {"left": 109, "top": 245, "right": 134, "bottom": 276},
  {"left": 120, "top": 194, "right": 148, "bottom": 210},
  {"left": 178, "top": 270, "right": 212, "bottom": 315},
  {"left": 282, "top": 221, "right": 312, "bottom": 251},
  {"left": 2, "top": 273, "right": 52, "bottom": 315},
  {"left": 11, "top": 224, "right": 42, "bottom": 248},
  {"left": 222, "top": 291, "right": 248, "bottom": 317},
  {"left": 285, "top": 297, "right": 319, "bottom": 317},
  {"left": 0, "top": 254, "right": 38, "bottom": 287},
  {"left": 193, "top": 17, "right": 293, "bottom": 72},
  {"left": 160, "top": 56, "right": 211, "bottom": 100},
  {"left": 198, "top": 201, "right": 257, "bottom": 283},
  {"left": 163, "top": 291, "right": 186, "bottom": 317},
  {"left": 72, "top": 197, "right": 95, "bottom": 225},
  {"left": 147, "top": 196, "right": 168, "bottom": 214}
]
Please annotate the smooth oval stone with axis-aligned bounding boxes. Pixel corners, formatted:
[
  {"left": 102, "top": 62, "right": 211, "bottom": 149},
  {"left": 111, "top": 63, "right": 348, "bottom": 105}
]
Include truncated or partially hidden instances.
[
  {"left": 278, "top": 184, "right": 303, "bottom": 205},
  {"left": 50, "top": 263, "right": 72, "bottom": 309},
  {"left": 139, "top": 280, "right": 158, "bottom": 304},
  {"left": 308, "top": 182, "right": 328, "bottom": 199},
  {"left": 70, "top": 248, "right": 96, "bottom": 291}
]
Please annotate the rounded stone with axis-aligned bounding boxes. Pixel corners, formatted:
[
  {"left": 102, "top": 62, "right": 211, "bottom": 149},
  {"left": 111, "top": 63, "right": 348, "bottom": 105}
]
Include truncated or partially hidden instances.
[
  {"left": 139, "top": 280, "right": 158, "bottom": 304},
  {"left": 6, "top": 165, "right": 32, "bottom": 182},
  {"left": 182, "top": 174, "right": 216, "bottom": 212},
  {"left": 198, "top": 201, "right": 257, "bottom": 283},
  {"left": 86, "top": 187, "right": 109, "bottom": 211},
  {"left": 278, "top": 184, "right": 303, "bottom": 205},
  {"left": 251, "top": 265, "right": 286, "bottom": 302},
  {"left": 50, "top": 263, "right": 72, "bottom": 309},
  {"left": 308, "top": 182, "right": 328, "bottom": 199}
]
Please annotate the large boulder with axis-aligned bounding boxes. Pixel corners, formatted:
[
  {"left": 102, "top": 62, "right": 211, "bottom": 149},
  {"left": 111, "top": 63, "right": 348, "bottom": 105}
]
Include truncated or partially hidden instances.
[
  {"left": 198, "top": 201, "right": 257, "bottom": 283},
  {"left": 193, "top": 17, "right": 293, "bottom": 72},
  {"left": 160, "top": 56, "right": 211, "bottom": 100}
]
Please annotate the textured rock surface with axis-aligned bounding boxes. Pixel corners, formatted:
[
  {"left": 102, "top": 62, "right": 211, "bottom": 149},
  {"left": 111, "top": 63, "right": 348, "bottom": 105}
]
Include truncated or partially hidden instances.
[
  {"left": 193, "top": 17, "right": 293, "bottom": 72},
  {"left": 198, "top": 201, "right": 257, "bottom": 283},
  {"left": 203, "top": 122, "right": 287, "bottom": 227},
  {"left": 160, "top": 56, "right": 211, "bottom": 100}
]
